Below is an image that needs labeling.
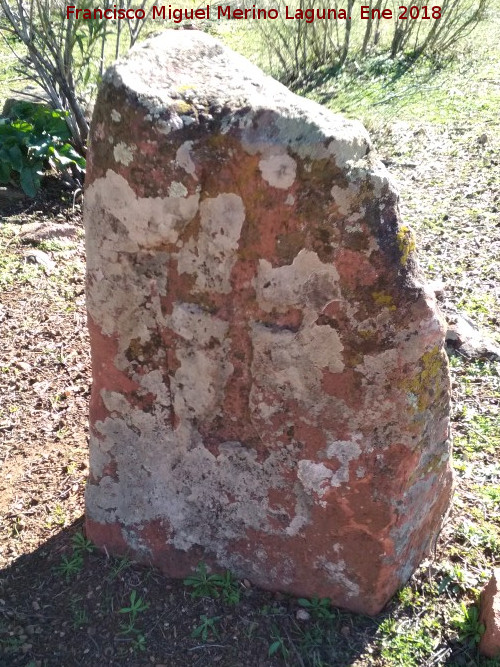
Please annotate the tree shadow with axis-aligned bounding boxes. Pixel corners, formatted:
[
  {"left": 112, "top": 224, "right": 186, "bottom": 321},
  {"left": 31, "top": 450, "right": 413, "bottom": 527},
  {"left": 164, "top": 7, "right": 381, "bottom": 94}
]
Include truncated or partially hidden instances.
[
  {"left": 4, "top": 519, "right": 486, "bottom": 666},
  {"left": 0, "top": 518, "right": 388, "bottom": 667},
  {"left": 294, "top": 51, "right": 452, "bottom": 116}
]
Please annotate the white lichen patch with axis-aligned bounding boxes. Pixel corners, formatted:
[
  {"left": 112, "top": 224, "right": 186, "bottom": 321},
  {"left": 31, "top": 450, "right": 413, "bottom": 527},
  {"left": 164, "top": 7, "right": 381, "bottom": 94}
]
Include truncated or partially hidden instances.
[
  {"left": 85, "top": 169, "right": 199, "bottom": 253},
  {"left": 168, "top": 181, "right": 188, "bottom": 198},
  {"left": 369, "top": 161, "right": 394, "bottom": 197},
  {"left": 156, "top": 114, "right": 183, "bottom": 135},
  {"left": 296, "top": 436, "right": 361, "bottom": 500},
  {"left": 111, "top": 109, "right": 122, "bottom": 122},
  {"left": 176, "top": 141, "right": 197, "bottom": 177},
  {"left": 137, "top": 370, "right": 171, "bottom": 407},
  {"left": 113, "top": 142, "right": 135, "bottom": 166},
  {"left": 101, "top": 390, "right": 132, "bottom": 415},
  {"left": 86, "top": 408, "right": 299, "bottom": 557},
  {"left": 250, "top": 320, "right": 344, "bottom": 412},
  {"left": 167, "top": 302, "right": 229, "bottom": 346},
  {"left": 327, "top": 125, "right": 371, "bottom": 169},
  {"left": 255, "top": 249, "right": 340, "bottom": 312},
  {"left": 315, "top": 557, "right": 360, "bottom": 597},
  {"left": 172, "top": 347, "right": 233, "bottom": 421},
  {"left": 359, "top": 348, "right": 399, "bottom": 377},
  {"left": 297, "top": 460, "right": 332, "bottom": 497},
  {"left": 331, "top": 184, "right": 360, "bottom": 216},
  {"left": 325, "top": 437, "right": 362, "bottom": 487},
  {"left": 84, "top": 170, "right": 201, "bottom": 341},
  {"left": 167, "top": 307, "right": 232, "bottom": 422},
  {"left": 259, "top": 151, "right": 297, "bottom": 189},
  {"left": 177, "top": 193, "right": 245, "bottom": 293}
]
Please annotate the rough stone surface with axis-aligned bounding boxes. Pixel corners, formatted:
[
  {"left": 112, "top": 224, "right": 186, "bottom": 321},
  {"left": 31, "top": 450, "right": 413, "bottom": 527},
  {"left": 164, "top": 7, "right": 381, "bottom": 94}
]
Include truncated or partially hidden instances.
[
  {"left": 84, "top": 30, "right": 453, "bottom": 615},
  {"left": 479, "top": 570, "right": 500, "bottom": 658},
  {"left": 445, "top": 311, "right": 500, "bottom": 361}
]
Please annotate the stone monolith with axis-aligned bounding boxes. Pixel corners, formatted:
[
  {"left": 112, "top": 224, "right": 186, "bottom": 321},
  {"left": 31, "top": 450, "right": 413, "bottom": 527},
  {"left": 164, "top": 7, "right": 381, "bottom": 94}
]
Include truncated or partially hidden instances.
[{"left": 84, "top": 30, "right": 453, "bottom": 615}]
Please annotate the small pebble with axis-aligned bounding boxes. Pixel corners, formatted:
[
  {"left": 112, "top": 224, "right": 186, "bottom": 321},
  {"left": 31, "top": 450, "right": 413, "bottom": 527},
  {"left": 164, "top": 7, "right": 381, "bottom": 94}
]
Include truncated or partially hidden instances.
[{"left": 296, "top": 608, "right": 310, "bottom": 621}]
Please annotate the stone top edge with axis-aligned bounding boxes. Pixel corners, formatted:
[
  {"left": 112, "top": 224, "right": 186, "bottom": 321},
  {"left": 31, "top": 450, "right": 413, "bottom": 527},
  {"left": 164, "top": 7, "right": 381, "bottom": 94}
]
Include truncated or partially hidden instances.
[{"left": 102, "top": 30, "right": 373, "bottom": 164}]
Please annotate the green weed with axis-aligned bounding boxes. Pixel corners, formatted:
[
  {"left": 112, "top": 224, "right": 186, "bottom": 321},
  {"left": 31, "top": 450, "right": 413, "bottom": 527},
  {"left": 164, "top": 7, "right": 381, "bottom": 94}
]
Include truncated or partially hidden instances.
[
  {"left": 108, "top": 555, "right": 133, "bottom": 581},
  {"left": 0, "top": 102, "right": 85, "bottom": 196},
  {"left": 294, "top": 623, "right": 330, "bottom": 667},
  {"left": 268, "top": 625, "right": 289, "bottom": 659},
  {"left": 118, "top": 590, "right": 149, "bottom": 650},
  {"left": 71, "top": 531, "right": 95, "bottom": 555},
  {"left": 119, "top": 590, "right": 149, "bottom": 630},
  {"left": 378, "top": 616, "right": 439, "bottom": 667},
  {"left": 191, "top": 614, "right": 221, "bottom": 642},
  {"left": 451, "top": 603, "right": 485, "bottom": 646},
  {"left": 183, "top": 562, "right": 240, "bottom": 605},
  {"left": 56, "top": 552, "right": 84, "bottom": 581},
  {"left": 397, "top": 587, "right": 423, "bottom": 609},
  {"left": 298, "top": 596, "right": 336, "bottom": 620},
  {"left": 455, "top": 519, "right": 500, "bottom": 556},
  {"left": 70, "top": 595, "right": 89, "bottom": 629}
]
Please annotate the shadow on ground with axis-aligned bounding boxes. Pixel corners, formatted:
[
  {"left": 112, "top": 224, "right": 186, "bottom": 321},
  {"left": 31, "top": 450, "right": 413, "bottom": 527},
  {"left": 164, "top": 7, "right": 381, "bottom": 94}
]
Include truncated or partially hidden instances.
[{"left": 0, "top": 518, "right": 384, "bottom": 667}]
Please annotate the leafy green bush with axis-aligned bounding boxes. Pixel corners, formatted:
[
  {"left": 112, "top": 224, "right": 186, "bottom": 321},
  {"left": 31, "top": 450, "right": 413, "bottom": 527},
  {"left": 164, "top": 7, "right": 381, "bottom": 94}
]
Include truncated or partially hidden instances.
[{"left": 0, "top": 101, "right": 85, "bottom": 196}]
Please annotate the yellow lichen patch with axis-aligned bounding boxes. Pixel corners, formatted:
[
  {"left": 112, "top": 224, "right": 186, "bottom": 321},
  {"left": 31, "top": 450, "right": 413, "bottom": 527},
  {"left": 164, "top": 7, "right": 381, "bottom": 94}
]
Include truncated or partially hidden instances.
[
  {"left": 405, "top": 346, "right": 445, "bottom": 411},
  {"left": 358, "top": 329, "right": 374, "bottom": 339},
  {"left": 396, "top": 225, "right": 416, "bottom": 266},
  {"left": 173, "top": 100, "right": 192, "bottom": 114},
  {"left": 175, "top": 84, "right": 196, "bottom": 93},
  {"left": 372, "top": 291, "right": 396, "bottom": 310}
]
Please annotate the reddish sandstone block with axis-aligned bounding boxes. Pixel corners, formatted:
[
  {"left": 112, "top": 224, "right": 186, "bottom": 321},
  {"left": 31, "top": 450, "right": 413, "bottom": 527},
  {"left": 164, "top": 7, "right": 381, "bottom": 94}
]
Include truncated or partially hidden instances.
[
  {"left": 479, "top": 570, "right": 500, "bottom": 658},
  {"left": 84, "top": 30, "right": 453, "bottom": 615}
]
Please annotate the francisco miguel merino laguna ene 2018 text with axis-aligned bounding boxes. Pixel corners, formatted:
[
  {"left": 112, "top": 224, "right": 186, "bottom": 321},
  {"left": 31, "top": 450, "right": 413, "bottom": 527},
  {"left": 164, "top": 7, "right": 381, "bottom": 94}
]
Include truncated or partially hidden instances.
[{"left": 65, "top": 5, "right": 443, "bottom": 22}]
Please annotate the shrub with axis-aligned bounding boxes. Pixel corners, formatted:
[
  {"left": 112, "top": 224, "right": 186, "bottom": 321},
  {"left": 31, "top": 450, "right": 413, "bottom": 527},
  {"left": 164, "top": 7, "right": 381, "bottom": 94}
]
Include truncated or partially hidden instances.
[
  {"left": 0, "top": 0, "right": 153, "bottom": 153},
  {"left": 0, "top": 101, "right": 85, "bottom": 196},
  {"left": 255, "top": 0, "right": 490, "bottom": 84}
]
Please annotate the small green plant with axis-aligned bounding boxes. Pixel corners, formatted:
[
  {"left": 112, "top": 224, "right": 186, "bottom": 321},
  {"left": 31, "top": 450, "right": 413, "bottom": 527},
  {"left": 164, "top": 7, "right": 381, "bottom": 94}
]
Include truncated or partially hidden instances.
[
  {"left": 56, "top": 552, "right": 84, "bottom": 581},
  {"left": 298, "top": 596, "right": 336, "bottom": 620},
  {"left": 397, "top": 586, "right": 422, "bottom": 609},
  {"left": 0, "top": 101, "right": 85, "bottom": 196},
  {"left": 191, "top": 615, "right": 221, "bottom": 642},
  {"left": 183, "top": 562, "right": 240, "bottom": 604},
  {"left": 118, "top": 590, "right": 149, "bottom": 638},
  {"left": 117, "top": 589, "right": 148, "bottom": 652},
  {"left": 456, "top": 519, "right": 500, "bottom": 556},
  {"left": 451, "top": 603, "right": 485, "bottom": 646},
  {"left": 131, "top": 633, "right": 147, "bottom": 652},
  {"left": 218, "top": 570, "right": 241, "bottom": 605},
  {"left": 70, "top": 595, "right": 89, "bottom": 629},
  {"left": 268, "top": 625, "right": 289, "bottom": 659},
  {"left": 108, "top": 555, "right": 132, "bottom": 581},
  {"left": 118, "top": 590, "right": 149, "bottom": 651},
  {"left": 437, "top": 563, "right": 478, "bottom": 596},
  {"left": 46, "top": 503, "right": 67, "bottom": 528},
  {"left": 478, "top": 485, "right": 500, "bottom": 506},
  {"left": 10, "top": 516, "right": 24, "bottom": 538},
  {"left": 71, "top": 531, "right": 95, "bottom": 555},
  {"left": 378, "top": 616, "right": 438, "bottom": 667},
  {"left": 294, "top": 623, "right": 329, "bottom": 667}
]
